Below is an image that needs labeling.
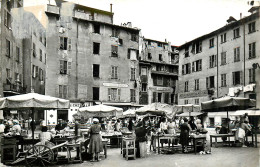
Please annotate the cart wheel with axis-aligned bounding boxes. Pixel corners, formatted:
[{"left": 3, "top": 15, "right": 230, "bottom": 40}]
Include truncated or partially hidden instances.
[{"left": 25, "top": 145, "right": 54, "bottom": 167}]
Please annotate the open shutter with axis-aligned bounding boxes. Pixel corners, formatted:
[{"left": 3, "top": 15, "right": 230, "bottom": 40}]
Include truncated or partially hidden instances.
[
  {"left": 192, "top": 62, "right": 195, "bottom": 72},
  {"left": 164, "top": 93, "right": 169, "bottom": 104},
  {"left": 59, "top": 37, "right": 63, "bottom": 50},
  {"left": 68, "top": 38, "right": 72, "bottom": 51},
  {"left": 237, "top": 47, "right": 240, "bottom": 61},
  {"left": 182, "top": 65, "right": 184, "bottom": 75},
  {"left": 118, "top": 88, "right": 121, "bottom": 101},
  {"left": 198, "top": 60, "right": 202, "bottom": 71},
  {"left": 68, "top": 60, "right": 72, "bottom": 75},
  {"left": 214, "top": 55, "right": 217, "bottom": 67},
  {"left": 60, "top": 60, "right": 63, "bottom": 74},
  {"left": 188, "top": 63, "right": 191, "bottom": 74},
  {"left": 127, "top": 49, "right": 130, "bottom": 59},
  {"left": 115, "top": 67, "right": 118, "bottom": 79}
]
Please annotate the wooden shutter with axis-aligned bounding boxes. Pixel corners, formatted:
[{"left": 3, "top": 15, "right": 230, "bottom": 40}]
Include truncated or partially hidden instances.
[
  {"left": 60, "top": 60, "right": 63, "bottom": 74},
  {"left": 234, "top": 48, "right": 236, "bottom": 62},
  {"left": 182, "top": 65, "right": 184, "bottom": 75},
  {"left": 117, "top": 88, "right": 121, "bottom": 101},
  {"left": 188, "top": 63, "right": 191, "bottom": 74},
  {"left": 240, "top": 71, "right": 243, "bottom": 85},
  {"left": 237, "top": 47, "right": 240, "bottom": 61},
  {"left": 214, "top": 55, "right": 217, "bottom": 67},
  {"left": 198, "top": 60, "right": 202, "bottom": 71},
  {"left": 68, "top": 60, "right": 72, "bottom": 75},
  {"left": 68, "top": 38, "right": 72, "bottom": 51},
  {"left": 232, "top": 72, "right": 235, "bottom": 85},
  {"left": 192, "top": 62, "right": 195, "bottom": 72},
  {"left": 127, "top": 49, "right": 130, "bottom": 59}
]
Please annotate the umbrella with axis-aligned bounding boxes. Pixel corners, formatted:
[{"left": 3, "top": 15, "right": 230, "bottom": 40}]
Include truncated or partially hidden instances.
[
  {"left": 0, "top": 93, "right": 70, "bottom": 141},
  {"left": 135, "top": 103, "right": 174, "bottom": 118},
  {"left": 122, "top": 109, "right": 136, "bottom": 118},
  {"left": 201, "top": 96, "right": 256, "bottom": 129},
  {"left": 78, "top": 104, "right": 123, "bottom": 118},
  {"left": 230, "top": 109, "right": 260, "bottom": 116},
  {"left": 173, "top": 104, "right": 201, "bottom": 116}
]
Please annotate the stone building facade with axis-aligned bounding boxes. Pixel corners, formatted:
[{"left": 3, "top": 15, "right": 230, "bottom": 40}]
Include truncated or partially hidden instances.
[{"left": 178, "top": 6, "right": 260, "bottom": 106}]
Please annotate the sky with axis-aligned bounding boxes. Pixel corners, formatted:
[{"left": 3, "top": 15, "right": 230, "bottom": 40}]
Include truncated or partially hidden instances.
[{"left": 24, "top": 0, "right": 255, "bottom": 46}]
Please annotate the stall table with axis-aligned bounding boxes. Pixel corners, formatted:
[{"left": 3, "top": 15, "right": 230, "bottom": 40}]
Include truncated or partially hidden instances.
[
  {"left": 210, "top": 134, "right": 235, "bottom": 147},
  {"left": 190, "top": 134, "right": 206, "bottom": 154},
  {"left": 101, "top": 132, "right": 122, "bottom": 148}
]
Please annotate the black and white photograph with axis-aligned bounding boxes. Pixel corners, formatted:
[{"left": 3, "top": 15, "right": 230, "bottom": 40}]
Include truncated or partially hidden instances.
[{"left": 0, "top": 0, "right": 259, "bottom": 166}]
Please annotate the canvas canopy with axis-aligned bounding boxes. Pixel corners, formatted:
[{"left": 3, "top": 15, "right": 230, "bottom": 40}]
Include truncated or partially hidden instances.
[
  {"left": 78, "top": 104, "right": 123, "bottom": 118},
  {"left": 230, "top": 109, "right": 260, "bottom": 116},
  {"left": 176, "top": 111, "right": 203, "bottom": 117},
  {"left": 173, "top": 104, "right": 200, "bottom": 115},
  {"left": 0, "top": 93, "right": 70, "bottom": 110},
  {"left": 135, "top": 103, "right": 174, "bottom": 118}
]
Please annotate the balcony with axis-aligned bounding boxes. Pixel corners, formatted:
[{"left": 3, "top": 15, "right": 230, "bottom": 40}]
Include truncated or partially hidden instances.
[
  {"left": 3, "top": 83, "right": 26, "bottom": 94},
  {"left": 46, "top": 5, "right": 60, "bottom": 15},
  {"left": 151, "top": 70, "right": 178, "bottom": 76},
  {"left": 74, "top": 11, "right": 89, "bottom": 20}
]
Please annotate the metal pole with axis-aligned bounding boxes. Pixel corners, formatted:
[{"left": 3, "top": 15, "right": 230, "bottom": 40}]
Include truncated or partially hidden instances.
[{"left": 32, "top": 108, "right": 35, "bottom": 144}]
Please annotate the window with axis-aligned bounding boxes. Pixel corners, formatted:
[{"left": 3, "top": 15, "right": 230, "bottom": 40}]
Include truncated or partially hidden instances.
[
  {"left": 39, "top": 68, "right": 44, "bottom": 81},
  {"left": 16, "top": 47, "right": 20, "bottom": 62},
  {"left": 131, "top": 33, "right": 137, "bottom": 42},
  {"left": 108, "top": 88, "right": 121, "bottom": 101},
  {"left": 209, "top": 118, "right": 215, "bottom": 127},
  {"left": 6, "top": 68, "right": 11, "bottom": 79},
  {"left": 191, "top": 41, "right": 202, "bottom": 54},
  {"left": 192, "top": 59, "right": 202, "bottom": 72},
  {"left": 93, "top": 24, "right": 100, "bottom": 34},
  {"left": 195, "top": 99, "right": 199, "bottom": 105},
  {"left": 221, "top": 52, "right": 226, "bottom": 65},
  {"left": 232, "top": 71, "right": 241, "bottom": 85},
  {"left": 119, "top": 38, "right": 123, "bottom": 45},
  {"left": 221, "top": 74, "right": 227, "bottom": 87},
  {"left": 157, "top": 76, "right": 163, "bottom": 85},
  {"left": 234, "top": 47, "right": 240, "bottom": 62},
  {"left": 184, "top": 46, "right": 189, "bottom": 57},
  {"left": 249, "top": 42, "right": 256, "bottom": 59},
  {"left": 59, "top": 85, "right": 68, "bottom": 98},
  {"left": 195, "top": 79, "right": 199, "bottom": 90},
  {"left": 148, "top": 53, "right": 152, "bottom": 60},
  {"left": 93, "top": 42, "right": 100, "bottom": 54},
  {"left": 35, "top": 66, "right": 39, "bottom": 78},
  {"left": 184, "top": 81, "right": 189, "bottom": 92},
  {"left": 111, "top": 45, "right": 118, "bottom": 57},
  {"left": 32, "top": 43, "right": 36, "bottom": 57},
  {"left": 40, "top": 49, "right": 42, "bottom": 62},
  {"left": 127, "top": 49, "right": 138, "bottom": 60},
  {"left": 45, "top": 54, "right": 47, "bottom": 64},
  {"left": 249, "top": 68, "right": 255, "bottom": 83},
  {"left": 111, "top": 66, "right": 118, "bottom": 79},
  {"left": 93, "top": 64, "right": 100, "bottom": 78},
  {"left": 4, "top": 10, "right": 11, "bottom": 28},
  {"left": 15, "top": 73, "right": 20, "bottom": 82},
  {"left": 159, "top": 54, "right": 163, "bottom": 61},
  {"left": 184, "top": 100, "right": 189, "bottom": 105},
  {"left": 206, "top": 76, "right": 215, "bottom": 88},
  {"left": 130, "top": 89, "right": 136, "bottom": 102},
  {"left": 141, "top": 83, "right": 147, "bottom": 92},
  {"left": 60, "top": 37, "right": 68, "bottom": 50},
  {"left": 220, "top": 33, "right": 226, "bottom": 43},
  {"left": 209, "top": 55, "right": 217, "bottom": 68},
  {"left": 6, "top": 39, "right": 10, "bottom": 57},
  {"left": 141, "top": 67, "right": 147, "bottom": 76},
  {"left": 248, "top": 22, "right": 255, "bottom": 33},
  {"left": 130, "top": 68, "right": 136, "bottom": 80},
  {"left": 233, "top": 28, "right": 240, "bottom": 38},
  {"left": 209, "top": 38, "right": 214, "bottom": 48},
  {"left": 182, "top": 63, "right": 191, "bottom": 75},
  {"left": 60, "top": 60, "right": 68, "bottom": 74},
  {"left": 93, "top": 87, "right": 99, "bottom": 100},
  {"left": 32, "top": 65, "right": 36, "bottom": 78},
  {"left": 158, "top": 93, "right": 162, "bottom": 103},
  {"left": 112, "top": 28, "right": 118, "bottom": 37}
]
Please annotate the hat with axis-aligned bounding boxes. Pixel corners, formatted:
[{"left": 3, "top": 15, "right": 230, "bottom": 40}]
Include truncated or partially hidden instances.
[
  {"left": 13, "top": 120, "right": 19, "bottom": 124},
  {"left": 93, "top": 118, "right": 99, "bottom": 123}
]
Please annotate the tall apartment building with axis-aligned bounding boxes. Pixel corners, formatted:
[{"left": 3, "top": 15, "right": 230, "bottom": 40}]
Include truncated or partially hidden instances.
[
  {"left": 178, "top": 6, "right": 260, "bottom": 106},
  {"left": 139, "top": 38, "right": 179, "bottom": 105},
  {"left": 24, "top": 1, "right": 140, "bottom": 120},
  {"left": 0, "top": 0, "right": 25, "bottom": 97}
]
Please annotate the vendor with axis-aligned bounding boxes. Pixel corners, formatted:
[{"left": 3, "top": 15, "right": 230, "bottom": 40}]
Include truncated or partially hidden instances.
[
  {"left": 188, "top": 116, "right": 197, "bottom": 131},
  {"left": 89, "top": 118, "right": 103, "bottom": 162},
  {"left": 180, "top": 117, "right": 192, "bottom": 153},
  {"left": 135, "top": 122, "right": 148, "bottom": 158},
  {"left": 55, "top": 119, "right": 64, "bottom": 132},
  {"left": 160, "top": 118, "right": 168, "bottom": 134},
  {"left": 114, "top": 119, "right": 121, "bottom": 132},
  {"left": 38, "top": 126, "right": 52, "bottom": 144},
  {"left": 11, "top": 120, "right": 21, "bottom": 136}
]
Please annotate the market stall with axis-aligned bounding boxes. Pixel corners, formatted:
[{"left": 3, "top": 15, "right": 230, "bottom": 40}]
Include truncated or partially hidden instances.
[
  {"left": 0, "top": 93, "right": 73, "bottom": 166},
  {"left": 135, "top": 103, "right": 175, "bottom": 118}
]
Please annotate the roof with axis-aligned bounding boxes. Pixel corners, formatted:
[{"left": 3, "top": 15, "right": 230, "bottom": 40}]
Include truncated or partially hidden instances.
[
  {"left": 143, "top": 38, "right": 168, "bottom": 44},
  {"left": 75, "top": 3, "right": 113, "bottom": 16},
  {"left": 179, "top": 11, "right": 259, "bottom": 50}
]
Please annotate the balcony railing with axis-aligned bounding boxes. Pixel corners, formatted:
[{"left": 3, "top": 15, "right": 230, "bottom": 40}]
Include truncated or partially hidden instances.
[
  {"left": 3, "top": 83, "right": 26, "bottom": 94},
  {"left": 46, "top": 5, "right": 60, "bottom": 15},
  {"left": 151, "top": 70, "right": 178, "bottom": 76}
]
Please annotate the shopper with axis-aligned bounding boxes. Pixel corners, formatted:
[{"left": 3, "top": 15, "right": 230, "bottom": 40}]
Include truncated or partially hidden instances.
[
  {"left": 180, "top": 117, "right": 192, "bottom": 153},
  {"left": 89, "top": 118, "right": 103, "bottom": 162}
]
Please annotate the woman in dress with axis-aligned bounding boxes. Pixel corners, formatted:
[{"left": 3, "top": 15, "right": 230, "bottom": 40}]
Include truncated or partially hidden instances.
[
  {"left": 167, "top": 119, "right": 176, "bottom": 146},
  {"left": 180, "top": 117, "right": 192, "bottom": 153},
  {"left": 235, "top": 118, "right": 251, "bottom": 147},
  {"left": 89, "top": 118, "right": 103, "bottom": 162}
]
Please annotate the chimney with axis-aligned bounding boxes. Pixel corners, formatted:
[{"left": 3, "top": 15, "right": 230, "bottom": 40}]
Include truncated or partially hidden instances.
[
  {"left": 240, "top": 13, "right": 242, "bottom": 19},
  {"left": 227, "top": 16, "right": 237, "bottom": 23},
  {"left": 110, "top": 4, "right": 113, "bottom": 13}
]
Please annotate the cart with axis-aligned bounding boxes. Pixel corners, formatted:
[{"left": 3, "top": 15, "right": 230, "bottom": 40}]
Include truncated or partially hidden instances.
[{"left": 9, "top": 140, "right": 82, "bottom": 167}]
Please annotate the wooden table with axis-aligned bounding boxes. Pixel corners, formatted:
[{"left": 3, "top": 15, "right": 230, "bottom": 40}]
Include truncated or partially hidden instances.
[
  {"left": 102, "top": 134, "right": 122, "bottom": 148},
  {"left": 210, "top": 134, "right": 234, "bottom": 147},
  {"left": 155, "top": 134, "right": 180, "bottom": 154},
  {"left": 190, "top": 135, "right": 206, "bottom": 154}
]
